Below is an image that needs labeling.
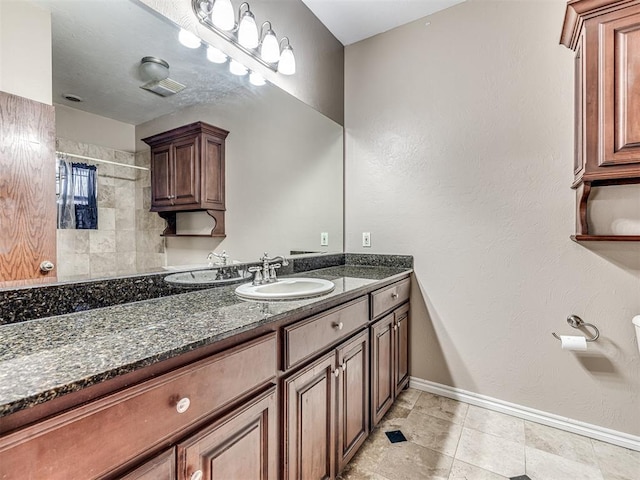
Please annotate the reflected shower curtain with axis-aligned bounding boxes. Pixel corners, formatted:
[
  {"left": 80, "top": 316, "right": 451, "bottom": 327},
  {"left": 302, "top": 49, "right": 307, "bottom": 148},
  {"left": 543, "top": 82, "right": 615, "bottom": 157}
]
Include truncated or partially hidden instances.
[
  {"left": 72, "top": 163, "right": 98, "bottom": 229},
  {"left": 56, "top": 154, "right": 75, "bottom": 229}
]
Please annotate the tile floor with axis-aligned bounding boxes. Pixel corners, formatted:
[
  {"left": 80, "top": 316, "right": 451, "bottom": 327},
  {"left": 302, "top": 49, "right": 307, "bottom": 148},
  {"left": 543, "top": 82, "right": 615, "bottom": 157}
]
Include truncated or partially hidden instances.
[{"left": 338, "top": 389, "right": 640, "bottom": 480}]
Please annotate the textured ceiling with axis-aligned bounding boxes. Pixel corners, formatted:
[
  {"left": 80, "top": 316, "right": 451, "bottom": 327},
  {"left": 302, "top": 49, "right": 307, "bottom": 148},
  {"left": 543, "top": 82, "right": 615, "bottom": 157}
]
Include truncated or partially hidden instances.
[{"left": 38, "top": 0, "right": 261, "bottom": 126}]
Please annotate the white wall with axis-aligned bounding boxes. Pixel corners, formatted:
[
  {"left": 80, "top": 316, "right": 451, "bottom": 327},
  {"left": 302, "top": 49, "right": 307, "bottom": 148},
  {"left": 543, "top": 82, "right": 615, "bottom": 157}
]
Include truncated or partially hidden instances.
[
  {"left": 345, "top": 0, "right": 640, "bottom": 435},
  {"left": 0, "top": 0, "right": 52, "bottom": 104}
]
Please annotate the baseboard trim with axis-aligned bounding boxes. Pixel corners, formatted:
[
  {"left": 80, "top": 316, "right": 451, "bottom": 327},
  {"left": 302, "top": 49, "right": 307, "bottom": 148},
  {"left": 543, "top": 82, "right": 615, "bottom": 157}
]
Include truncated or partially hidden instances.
[{"left": 409, "top": 377, "right": 640, "bottom": 452}]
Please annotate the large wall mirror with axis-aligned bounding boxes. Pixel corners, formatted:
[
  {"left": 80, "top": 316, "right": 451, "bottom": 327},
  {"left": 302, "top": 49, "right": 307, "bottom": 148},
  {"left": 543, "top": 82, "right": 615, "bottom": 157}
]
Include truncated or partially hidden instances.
[{"left": 36, "top": 0, "right": 343, "bottom": 283}]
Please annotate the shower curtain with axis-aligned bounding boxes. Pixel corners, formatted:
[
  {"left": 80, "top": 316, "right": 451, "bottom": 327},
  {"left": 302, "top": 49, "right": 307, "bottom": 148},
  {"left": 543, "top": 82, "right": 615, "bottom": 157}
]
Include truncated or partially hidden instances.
[
  {"left": 56, "top": 154, "right": 75, "bottom": 229},
  {"left": 56, "top": 155, "right": 98, "bottom": 229}
]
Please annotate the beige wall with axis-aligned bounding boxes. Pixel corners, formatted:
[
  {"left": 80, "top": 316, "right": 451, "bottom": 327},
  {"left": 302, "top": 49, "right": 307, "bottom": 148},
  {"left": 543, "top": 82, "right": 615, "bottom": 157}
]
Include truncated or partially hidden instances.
[
  {"left": 0, "top": 0, "right": 52, "bottom": 104},
  {"left": 345, "top": 0, "right": 640, "bottom": 436},
  {"left": 138, "top": 0, "right": 344, "bottom": 125},
  {"left": 136, "top": 84, "right": 344, "bottom": 265},
  {"left": 55, "top": 105, "right": 137, "bottom": 153}
]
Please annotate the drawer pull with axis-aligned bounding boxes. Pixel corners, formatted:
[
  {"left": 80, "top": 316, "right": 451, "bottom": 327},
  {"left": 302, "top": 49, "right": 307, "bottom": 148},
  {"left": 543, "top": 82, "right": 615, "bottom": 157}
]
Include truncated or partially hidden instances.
[
  {"left": 391, "top": 292, "right": 399, "bottom": 299},
  {"left": 190, "top": 470, "right": 203, "bottom": 480},
  {"left": 333, "top": 321, "right": 344, "bottom": 330},
  {"left": 333, "top": 368, "right": 340, "bottom": 378},
  {"left": 341, "top": 362, "right": 347, "bottom": 372},
  {"left": 176, "top": 397, "right": 191, "bottom": 414},
  {"left": 393, "top": 324, "right": 398, "bottom": 331}
]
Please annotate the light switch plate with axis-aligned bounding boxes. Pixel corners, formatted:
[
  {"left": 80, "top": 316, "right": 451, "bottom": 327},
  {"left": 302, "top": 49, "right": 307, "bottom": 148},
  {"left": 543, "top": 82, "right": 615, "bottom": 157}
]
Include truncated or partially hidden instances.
[
  {"left": 320, "top": 232, "right": 329, "bottom": 246},
  {"left": 362, "top": 232, "right": 371, "bottom": 247}
]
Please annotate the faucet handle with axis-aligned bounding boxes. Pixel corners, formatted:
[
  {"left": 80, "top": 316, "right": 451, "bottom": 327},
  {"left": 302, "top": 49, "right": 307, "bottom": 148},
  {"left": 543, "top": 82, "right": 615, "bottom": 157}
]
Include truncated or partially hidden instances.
[
  {"left": 269, "top": 263, "right": 281, "bottom": 281},
  {"left": 248, "top": 266, "right": 262, "bottom": 285}
]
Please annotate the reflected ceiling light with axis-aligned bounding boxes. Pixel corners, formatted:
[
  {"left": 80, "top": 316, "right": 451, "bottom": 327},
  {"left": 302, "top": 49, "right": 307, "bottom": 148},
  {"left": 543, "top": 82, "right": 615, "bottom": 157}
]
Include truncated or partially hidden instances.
[
  {"left": 277, "top": 37, "right": 296, "bottom": 75},
  {"left": 211, "top": 0, "right": 235, "bottom": 31},
  {"left": 229, "top": 59, "right": 248, "bottom": 76},
  {"left": 237, "top": 3, "right": 259, "bottom": 49},
  {"left": 191, "top": 0, "right": 296, "bottom": 75},
  {"left": 207, "top": 46, "right": 228, "bottom": 64},
  {"left": 259, "top": 22, "right": 280, "bottom": 64},
  {"left": 249, "top": 71, "right": 265, "bottom": 86},
  {"left": 139, "top": 56, "right": 170, "bottom": 81},
  {"left": 179, "top": 29, "right": 201, "bottom": 48}
]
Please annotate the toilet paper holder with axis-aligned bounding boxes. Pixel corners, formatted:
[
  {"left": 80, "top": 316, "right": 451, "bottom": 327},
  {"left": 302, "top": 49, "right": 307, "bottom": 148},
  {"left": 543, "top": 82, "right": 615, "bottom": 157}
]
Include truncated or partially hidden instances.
[{"left": 552, "top": 315, "right": 600, "bottom": 342}]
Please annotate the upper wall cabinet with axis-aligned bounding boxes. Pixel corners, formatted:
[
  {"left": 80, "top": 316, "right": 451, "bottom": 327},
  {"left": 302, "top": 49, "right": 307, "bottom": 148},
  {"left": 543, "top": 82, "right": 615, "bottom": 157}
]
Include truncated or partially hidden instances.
[
  {"left": 142, "top": 122, "right": 229, "bottom": 237},
  {"left": 561, "top": 0, "right": 640, "bottom": 241}
]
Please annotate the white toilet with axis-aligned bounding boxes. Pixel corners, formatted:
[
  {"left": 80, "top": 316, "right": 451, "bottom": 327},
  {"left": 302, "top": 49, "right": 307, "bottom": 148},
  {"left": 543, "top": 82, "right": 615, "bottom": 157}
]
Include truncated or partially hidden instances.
[{"left": 633, "top": 316, "right": 640, "bottom": 353}]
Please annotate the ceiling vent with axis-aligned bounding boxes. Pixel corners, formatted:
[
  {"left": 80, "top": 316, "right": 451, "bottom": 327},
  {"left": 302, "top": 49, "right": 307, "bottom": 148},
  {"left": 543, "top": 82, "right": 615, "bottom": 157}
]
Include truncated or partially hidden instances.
[{"left": 140, "top": 78, "right": 186, "bottom": 97}]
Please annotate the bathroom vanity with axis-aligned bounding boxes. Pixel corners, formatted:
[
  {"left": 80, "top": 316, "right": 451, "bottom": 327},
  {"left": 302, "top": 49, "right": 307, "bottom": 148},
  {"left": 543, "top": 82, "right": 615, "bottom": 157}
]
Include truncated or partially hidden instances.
[{"left": 0, "top": 260, "right": 411, "bottom": 479}]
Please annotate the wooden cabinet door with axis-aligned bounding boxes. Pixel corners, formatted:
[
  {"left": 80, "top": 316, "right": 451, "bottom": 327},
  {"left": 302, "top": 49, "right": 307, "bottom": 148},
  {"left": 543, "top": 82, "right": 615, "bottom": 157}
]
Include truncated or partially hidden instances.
[
  {"left": 120, "top": 449, "right": 176, "bottom": 480},
  {"left": 336, "top": 331, "right": 369, "bottom": 474},
  {"left": 599, "top": 8, "right": 640, "bottom": 168},
  {"left": 178, "top": 387, "right": 277, "bottom": 480},
  {"left": 371, "top": 313, "right": 395, "bottom": 427},
  {"left": 201, "top": 133, "right": 224, "bottom": 210},
  {"left": 150, "top": 144, "right": 173, "bottom": 208},
  {"left": 0, "top": 91, "right": 56, "bottom": 286},
  {"left": 394, "top": 305, "right": 410, "bottom": 393},
  {"left": 283, "top": 352, "right": 336, "bottom": 480},
  {"left": 172, "top": 135, "right": 200, "bottom": 207}
]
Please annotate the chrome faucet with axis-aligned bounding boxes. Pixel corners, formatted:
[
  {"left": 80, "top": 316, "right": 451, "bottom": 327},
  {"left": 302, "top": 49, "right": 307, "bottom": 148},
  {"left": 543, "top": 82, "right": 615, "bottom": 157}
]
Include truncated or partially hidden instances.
[
  {"left": 207, "top": 250, "right": 229, "bottom": 266},
  {"left": 248, "top": 253, "right": 289, "bottom": 285}
]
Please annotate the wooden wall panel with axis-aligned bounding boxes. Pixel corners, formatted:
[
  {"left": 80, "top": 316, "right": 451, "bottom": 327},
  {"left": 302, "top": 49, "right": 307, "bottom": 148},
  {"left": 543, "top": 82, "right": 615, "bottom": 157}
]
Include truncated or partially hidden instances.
[{"left": 0, "top": 91, "right": 56, "bottom": 286}]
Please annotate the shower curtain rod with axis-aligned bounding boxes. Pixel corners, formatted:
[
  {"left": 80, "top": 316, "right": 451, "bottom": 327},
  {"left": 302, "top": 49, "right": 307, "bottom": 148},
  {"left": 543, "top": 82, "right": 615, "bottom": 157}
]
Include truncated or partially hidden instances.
[{"left": 56, "top": 151, "right": 150, "bottom": 171}]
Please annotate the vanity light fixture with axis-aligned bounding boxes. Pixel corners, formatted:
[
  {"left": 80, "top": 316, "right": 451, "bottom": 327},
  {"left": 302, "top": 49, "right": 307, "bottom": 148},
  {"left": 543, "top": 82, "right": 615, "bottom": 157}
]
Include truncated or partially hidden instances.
[
  {"left": 229, "top": 59, "right": 248, "bottom": 76},
  {"left": 277, "top": 37, "right": 296, "bottom": 75},
  {"left": 191, "top": 0, "right": 295, "bottom": 74},
  {"left": 249, "top": 71, "right": 266, "bottom": 86},
  {"left": 207, "top": 45, "right": 228, "bottom": 64},
  {"left": 179, "top": 28, "right": 201, "bottom": 48},
  {"left": 139, "top": 56, "right": 170, "bottom": 81},
  {"left": 237, "top": 4, "right": 259, "bottom": 49}
]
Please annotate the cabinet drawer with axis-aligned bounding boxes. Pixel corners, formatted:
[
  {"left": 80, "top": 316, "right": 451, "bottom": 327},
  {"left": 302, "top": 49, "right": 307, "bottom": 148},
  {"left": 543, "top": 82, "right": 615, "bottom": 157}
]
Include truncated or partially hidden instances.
[
  {"left": 284, "top": 298, "right": 368, "bottom": 370},
  {"left": 371, "top": 278, "right": 410, "bottom": 319},
  {"left": 0, "top": 333, "right": 276, "bottom": 480}
]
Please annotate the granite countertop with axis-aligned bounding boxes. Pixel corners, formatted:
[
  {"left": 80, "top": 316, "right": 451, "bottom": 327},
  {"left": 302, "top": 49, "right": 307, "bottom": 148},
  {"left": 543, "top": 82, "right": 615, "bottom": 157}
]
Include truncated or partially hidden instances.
[{"left": 0, "top": 265, "right": 411, "bottom": 418}]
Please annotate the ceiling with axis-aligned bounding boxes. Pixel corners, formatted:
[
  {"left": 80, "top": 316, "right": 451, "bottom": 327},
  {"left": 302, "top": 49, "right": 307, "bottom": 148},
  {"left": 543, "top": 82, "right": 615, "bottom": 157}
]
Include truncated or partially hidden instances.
[{"left": 301, "top": 0, "right": 466, "bottom": 45}]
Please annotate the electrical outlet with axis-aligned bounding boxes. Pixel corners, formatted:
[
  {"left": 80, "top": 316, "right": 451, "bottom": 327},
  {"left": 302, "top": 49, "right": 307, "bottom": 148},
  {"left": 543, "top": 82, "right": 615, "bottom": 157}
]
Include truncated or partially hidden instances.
[
  {"left": 362, "top": 232, "right": 371, "bottom": 247},
  {"left": 320, "top": 232, "right": 329, "bottom": 246}
]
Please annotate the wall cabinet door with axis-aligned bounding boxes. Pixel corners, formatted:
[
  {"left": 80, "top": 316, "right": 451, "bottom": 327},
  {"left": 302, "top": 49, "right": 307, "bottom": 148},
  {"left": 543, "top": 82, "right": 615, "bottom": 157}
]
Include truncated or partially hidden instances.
[
  {"left": 336, "top": 331, "right": 369, "bottom": 473},
  {"left": 178, "top": 386, "right": 277, "bottom": 480},
  {"left": 171, "top": 135, "right": 200, "bottom": 207},
  {"left": 283, "top": 352, "right": 336, "bottom": 480}
]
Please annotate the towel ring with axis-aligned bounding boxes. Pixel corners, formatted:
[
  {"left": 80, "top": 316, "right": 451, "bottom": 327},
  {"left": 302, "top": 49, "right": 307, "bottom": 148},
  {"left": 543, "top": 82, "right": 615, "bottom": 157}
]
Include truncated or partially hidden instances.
[{"left": 552, "top": 315, "right": 600, "bottom": 342}]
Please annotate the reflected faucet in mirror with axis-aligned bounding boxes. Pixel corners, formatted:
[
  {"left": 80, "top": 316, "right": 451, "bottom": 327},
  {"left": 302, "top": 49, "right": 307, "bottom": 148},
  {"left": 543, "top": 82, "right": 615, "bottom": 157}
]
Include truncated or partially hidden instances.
[{"left": 207, "top": 250, "right": 229, "bottom": 266}]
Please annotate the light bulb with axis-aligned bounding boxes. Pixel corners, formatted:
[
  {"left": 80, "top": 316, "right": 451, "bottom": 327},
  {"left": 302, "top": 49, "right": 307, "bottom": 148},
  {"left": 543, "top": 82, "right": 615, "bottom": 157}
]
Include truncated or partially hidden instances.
[
  {"left": 260, "top": 30, "right": 280, "bottom": 63},
  {"left": 179, "top": 29, "right": 201, "bottom": 49},
  {"left": 198, "top": 0, "right": 213, "bottom": 14},
  {"left": 278, "top": 45, "right": 296, "bottom": 75},
  {"left": 238, "top": 12, "right": 259, "bottom": 49},
  {"left": 229, "top": 60, "right": 248, "bottom": 76},
  {"left": 249, "top": 71, "right": 265, "bottom": 86},
  {"left": 207, "top": 46, "right": 227, "bottom": 64},
  {"left": 211, "top": 0, "right": 235, "bottom": 31}
]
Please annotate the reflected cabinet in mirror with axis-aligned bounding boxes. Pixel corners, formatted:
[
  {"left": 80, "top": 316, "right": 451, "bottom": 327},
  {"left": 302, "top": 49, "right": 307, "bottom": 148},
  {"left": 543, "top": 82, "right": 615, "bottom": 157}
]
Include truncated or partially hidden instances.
[{"left": 1, "top": 0, "right": 343, "bottom": 287}]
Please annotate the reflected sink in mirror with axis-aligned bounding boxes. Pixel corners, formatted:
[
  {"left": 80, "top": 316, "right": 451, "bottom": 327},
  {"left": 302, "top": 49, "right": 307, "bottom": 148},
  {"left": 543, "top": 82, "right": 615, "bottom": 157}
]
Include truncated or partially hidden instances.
[
  {"left": 235, "top": 278, "right": 335, "bottom": 301},
  {"left": 165, "top": 267, "right": 251, "bottom": 288}
]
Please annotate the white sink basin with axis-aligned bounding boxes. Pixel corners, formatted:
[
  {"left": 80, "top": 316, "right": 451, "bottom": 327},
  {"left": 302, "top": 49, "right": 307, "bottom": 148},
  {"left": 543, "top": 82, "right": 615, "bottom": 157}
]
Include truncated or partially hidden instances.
[
  {"left": 165, "top": 268, "right": 250, "bottom": 288},
  {"left": 235, "top": 277, "right": 335, "bottom": 301}
]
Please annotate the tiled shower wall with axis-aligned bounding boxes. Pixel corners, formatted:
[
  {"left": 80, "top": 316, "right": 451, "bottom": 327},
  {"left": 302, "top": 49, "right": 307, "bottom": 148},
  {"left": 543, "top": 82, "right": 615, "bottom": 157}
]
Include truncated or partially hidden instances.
[{"left": 56, "top": 139, "right": 165, "bottom": 281}]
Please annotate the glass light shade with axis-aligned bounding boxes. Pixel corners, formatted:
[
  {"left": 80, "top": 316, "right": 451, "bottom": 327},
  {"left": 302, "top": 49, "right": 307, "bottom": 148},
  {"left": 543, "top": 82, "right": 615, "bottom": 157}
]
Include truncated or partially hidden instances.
[
  {"left": 139, "top": 59, "right": 169, "bottom": 81},
  {"left": 249, "top": 71, "right": 266, "bottom": 86},
  {"left": 238, "top": 12, "right": 259, "bottom": 49},
  {"left": 229, "top": 60, "right": 248, "bottom": 76},
  {"left": 198, "top": 0, "right": 213, "bottom": 14},
  {"left": 260, "top": 31, "right": 280, "bottom": 63},
  {"left": 178, "top": 29, "right": 201, "bottom": 49},
  {"left": 207, "top": 46, "right": 228, "bottom": 64},
  {"left": 211, "top": 0, "right": 235, "bottom": 31},
  {"left": 278, "top": 45, "right": 296, "bottom": 75}
]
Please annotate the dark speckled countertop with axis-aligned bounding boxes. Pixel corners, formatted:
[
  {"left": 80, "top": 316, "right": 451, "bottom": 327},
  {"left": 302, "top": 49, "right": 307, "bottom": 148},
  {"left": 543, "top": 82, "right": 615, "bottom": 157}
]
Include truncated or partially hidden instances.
[{"left": 0, "top": 265, "right": 411, "bottom": 418}]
